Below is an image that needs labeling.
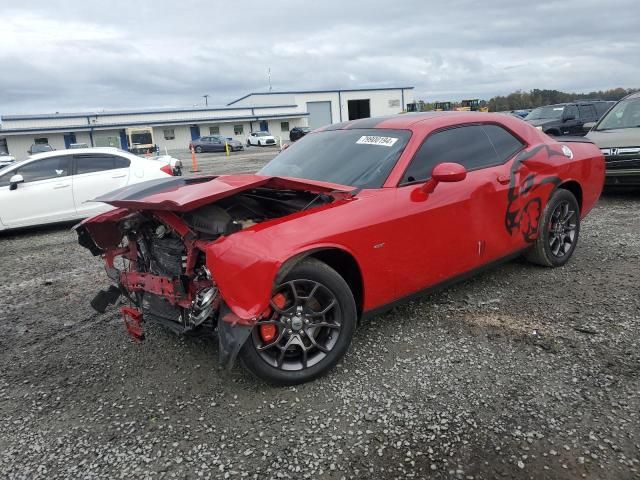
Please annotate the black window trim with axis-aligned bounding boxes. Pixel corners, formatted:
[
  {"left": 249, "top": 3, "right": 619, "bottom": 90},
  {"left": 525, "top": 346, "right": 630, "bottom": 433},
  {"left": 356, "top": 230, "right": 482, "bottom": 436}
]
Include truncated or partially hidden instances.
[{"left": 397, "top": 122, "right": 528, "bottom": 187}]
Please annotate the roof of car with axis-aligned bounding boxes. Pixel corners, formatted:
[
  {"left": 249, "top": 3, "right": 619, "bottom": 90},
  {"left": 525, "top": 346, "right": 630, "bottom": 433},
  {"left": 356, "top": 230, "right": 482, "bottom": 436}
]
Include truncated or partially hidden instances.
[
  {"left": 26, "top": 147, "right": 134, "bottom": 162},
  {"left": 318, "top": 111, "right": 520, "bottom": 131},
  {"left": 623, "top": 91, "right": 640, "bottom": 100}
]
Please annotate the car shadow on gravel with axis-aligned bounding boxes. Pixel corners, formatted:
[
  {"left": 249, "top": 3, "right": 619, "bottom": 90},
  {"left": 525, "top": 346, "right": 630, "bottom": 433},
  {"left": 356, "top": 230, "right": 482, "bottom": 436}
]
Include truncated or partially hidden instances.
[{"left": 0, "top": 221, "right": 77, "bottom": 239}]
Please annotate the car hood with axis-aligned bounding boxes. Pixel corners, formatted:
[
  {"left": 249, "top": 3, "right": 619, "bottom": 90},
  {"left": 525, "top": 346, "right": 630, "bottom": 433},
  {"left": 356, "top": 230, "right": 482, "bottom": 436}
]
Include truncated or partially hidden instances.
[
  {"left": 586, "top": 128, "right": 640, "bottom": 148},
  {"left": 525, "top": 118, "right": 557, "bottom": 127},
  {"left": 89, "top": 174, "right": 355, "bottom": 212}
]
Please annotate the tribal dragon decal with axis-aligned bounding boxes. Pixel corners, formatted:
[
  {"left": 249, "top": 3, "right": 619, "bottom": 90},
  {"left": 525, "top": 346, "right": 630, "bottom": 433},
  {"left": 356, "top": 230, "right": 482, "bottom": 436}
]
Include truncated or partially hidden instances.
[{"left": 505, "top": 145, "right": 568, "bottom": 243}]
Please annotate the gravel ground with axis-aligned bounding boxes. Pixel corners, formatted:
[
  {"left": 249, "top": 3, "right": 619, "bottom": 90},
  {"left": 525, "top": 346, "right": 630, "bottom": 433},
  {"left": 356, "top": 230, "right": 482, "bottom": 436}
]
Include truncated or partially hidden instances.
[
  {"left": 172, "top": 147, "right": 279, "bottom": 176},
  {"left": 0, "top": 151, "right": 638, "bottom": 479}
]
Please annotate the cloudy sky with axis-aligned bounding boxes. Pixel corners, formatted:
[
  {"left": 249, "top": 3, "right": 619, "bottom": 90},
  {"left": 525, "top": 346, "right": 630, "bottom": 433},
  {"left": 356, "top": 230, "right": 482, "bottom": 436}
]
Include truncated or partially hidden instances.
[{"left": 1, "top": 0, "right": 638, "bottom": 114}]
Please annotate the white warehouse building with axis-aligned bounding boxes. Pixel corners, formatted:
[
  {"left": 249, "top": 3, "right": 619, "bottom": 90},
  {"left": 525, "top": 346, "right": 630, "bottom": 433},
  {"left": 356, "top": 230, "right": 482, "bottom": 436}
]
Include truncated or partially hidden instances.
[{"left": 0, "top": 87, "right": 414, "bottom": 161}]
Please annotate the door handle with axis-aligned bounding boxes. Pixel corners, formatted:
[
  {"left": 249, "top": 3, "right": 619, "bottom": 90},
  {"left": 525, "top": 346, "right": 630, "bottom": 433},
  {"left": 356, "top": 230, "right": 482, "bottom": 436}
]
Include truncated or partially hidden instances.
[
  {"left": 111, "top": 174, "right": 127, "bottom": 178},
  {"left": 497, "top": 175, "right": 510, "bottom": 185},
  {"left": 53, "top": 184, "right": 70, "bottom": 189}
]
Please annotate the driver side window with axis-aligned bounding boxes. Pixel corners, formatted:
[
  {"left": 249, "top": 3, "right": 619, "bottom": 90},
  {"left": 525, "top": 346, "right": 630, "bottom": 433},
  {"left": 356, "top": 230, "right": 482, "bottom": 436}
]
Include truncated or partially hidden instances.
[
  {"left": 564, "top": 105, "right": 578, "bottom": 119},
  {"left": 0, "top": 170, "right": 15, "bottom": 188},
  {"left": 1, "top": 156, "right": 72, "bottom": 186},
  {"left": 402, "top": 125, "right": 499, "bottom": 184}
]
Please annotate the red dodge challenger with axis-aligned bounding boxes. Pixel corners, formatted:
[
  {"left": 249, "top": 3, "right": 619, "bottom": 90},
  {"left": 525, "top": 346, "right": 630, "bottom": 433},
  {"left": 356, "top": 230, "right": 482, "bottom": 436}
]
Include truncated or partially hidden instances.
[{"left": 77, "top": 112, "right": 604, "bottom": 384}]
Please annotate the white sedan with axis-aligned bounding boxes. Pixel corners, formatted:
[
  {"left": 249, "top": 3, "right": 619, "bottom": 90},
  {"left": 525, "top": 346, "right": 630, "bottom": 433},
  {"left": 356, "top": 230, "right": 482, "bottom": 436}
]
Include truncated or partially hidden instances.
[
  {"left": 246, "top": 131, "right": 278, "bottom": 147},
  {"left": 0, "top": 147, "right": 182, "bottom": 231}
]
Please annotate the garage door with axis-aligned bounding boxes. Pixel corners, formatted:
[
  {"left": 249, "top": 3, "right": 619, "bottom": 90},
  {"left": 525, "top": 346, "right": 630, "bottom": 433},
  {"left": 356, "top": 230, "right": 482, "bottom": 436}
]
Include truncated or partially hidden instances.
[{"left": 306, "top": 101, "right": 333, "bottom": 129}]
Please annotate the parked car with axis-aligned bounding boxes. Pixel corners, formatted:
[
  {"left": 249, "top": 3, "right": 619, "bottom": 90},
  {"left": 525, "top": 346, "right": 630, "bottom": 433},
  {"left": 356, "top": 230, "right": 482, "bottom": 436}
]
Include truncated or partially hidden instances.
[
  {"left": 524, "top": 101, "right": 614, "bottom": 136},
  {"left": 247, "top": 131, "right": 277, "bottom": 147},
  {"left": 0, "top": 153, "right": 15, "bottom": 169},
  {"left": 0, "top": 147, "right": 182, "bottom": 231},
  {"left": 28, "top": 143, "right": 54, "bottom": 155},
  {"left": 76, "top": 112, "right": 604, "bottom": 385},
  {"left": 586, "top": 92, "right": 640, "bottom": 187},
  {"left": 189, "top": 135, "right": 244, "bottom": 153},
  {"left": 289, "top": 126, "right": 311, "bottom": 142}
]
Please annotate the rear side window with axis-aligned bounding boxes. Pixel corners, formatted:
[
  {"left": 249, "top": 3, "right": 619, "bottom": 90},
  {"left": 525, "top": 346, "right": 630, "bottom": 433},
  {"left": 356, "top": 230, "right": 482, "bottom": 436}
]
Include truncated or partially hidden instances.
[
  {"left": 13, "top": 156, "right": 71, "bottom": 184},
  {"left": 75, "top": 154, "right": 129, "bottom": 174},
  {"left": 402, "top": 125, "right": 498, "bottom": 184},
  {"left": 482, "top": 124, "right": 524, "bottom": 162},
  {"left": 114, "top": 156, "right": 131, "bottom": 169},
  {"left": 578, "top": 105, "right": 597, "bottom": 122}
]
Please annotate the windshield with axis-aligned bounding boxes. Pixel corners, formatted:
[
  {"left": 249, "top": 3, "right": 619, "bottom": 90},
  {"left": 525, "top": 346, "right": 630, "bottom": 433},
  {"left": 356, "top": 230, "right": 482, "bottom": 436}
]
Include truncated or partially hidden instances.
[
  {"left": 525, "top": 106, "right": 565, "bottom": 121},
  {"left": 255, "top": 132, "right": 271, "bottom": 137},
  {"left": 259, "top": 128, "right": 411, "bottom": 188},
  {"left": 595, "top": 98, "right": 640, "bottom": 130}
]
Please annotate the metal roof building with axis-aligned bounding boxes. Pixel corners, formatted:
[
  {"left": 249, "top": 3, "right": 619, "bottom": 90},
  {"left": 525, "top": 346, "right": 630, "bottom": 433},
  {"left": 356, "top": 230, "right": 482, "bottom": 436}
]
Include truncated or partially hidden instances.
[{"left": 0, "top": 86, "right": 414, "bottom": 160}]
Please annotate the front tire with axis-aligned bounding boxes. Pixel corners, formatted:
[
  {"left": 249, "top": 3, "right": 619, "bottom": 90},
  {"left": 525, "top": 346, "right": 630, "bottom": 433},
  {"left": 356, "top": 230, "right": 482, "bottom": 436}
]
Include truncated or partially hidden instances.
[
  {"left": 525, "top": 189, "right": 580, "bottom": 267},
  {"left": 239, "top": 258, "right": 357, "bottom": 385},
  {"left": 195, "top": 146, "right": 203, "bottom": 153}
]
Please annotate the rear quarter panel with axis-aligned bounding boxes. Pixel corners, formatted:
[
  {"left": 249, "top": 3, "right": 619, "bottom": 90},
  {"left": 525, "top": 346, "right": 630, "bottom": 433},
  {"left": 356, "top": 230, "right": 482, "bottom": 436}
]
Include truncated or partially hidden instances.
[{"left": 557, "top": 140, "right": 605, "bottom": 216}]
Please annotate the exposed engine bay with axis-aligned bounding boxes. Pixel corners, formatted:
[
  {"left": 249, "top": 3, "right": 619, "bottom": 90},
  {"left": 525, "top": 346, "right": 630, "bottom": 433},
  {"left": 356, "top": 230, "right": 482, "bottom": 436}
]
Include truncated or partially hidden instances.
[{"left": 80, "top": 187, "right": 335, "bottom": 343}]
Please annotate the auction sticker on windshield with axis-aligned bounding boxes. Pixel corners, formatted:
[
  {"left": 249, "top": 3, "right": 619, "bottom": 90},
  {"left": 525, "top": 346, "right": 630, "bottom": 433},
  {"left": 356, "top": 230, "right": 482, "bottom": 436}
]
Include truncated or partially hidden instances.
[{"left": 356, "top": 135, "right": 398, "bottom": 147}]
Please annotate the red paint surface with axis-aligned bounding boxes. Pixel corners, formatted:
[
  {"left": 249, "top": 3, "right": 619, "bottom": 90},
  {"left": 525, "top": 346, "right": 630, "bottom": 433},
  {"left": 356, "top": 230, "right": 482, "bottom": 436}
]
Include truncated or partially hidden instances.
[{"left": 84, "top": 113, "right": 605, "bottom": 324}]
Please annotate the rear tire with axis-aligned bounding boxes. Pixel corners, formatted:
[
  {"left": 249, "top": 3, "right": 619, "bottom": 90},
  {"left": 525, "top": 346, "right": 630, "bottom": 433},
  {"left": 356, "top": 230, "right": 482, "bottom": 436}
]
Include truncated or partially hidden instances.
[
  {"left": 239, "top": 258, "right": 357, "bottom": 385},
  {"left": 525, "top": 189, "right": 580, "bottom": 267}
]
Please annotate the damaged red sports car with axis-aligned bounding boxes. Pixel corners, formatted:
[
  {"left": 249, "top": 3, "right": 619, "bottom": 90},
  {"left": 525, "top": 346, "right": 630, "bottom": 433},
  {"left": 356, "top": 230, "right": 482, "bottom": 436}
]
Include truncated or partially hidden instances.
[{"left": 77, "top": 112, "right": 605, "bottom": 384}]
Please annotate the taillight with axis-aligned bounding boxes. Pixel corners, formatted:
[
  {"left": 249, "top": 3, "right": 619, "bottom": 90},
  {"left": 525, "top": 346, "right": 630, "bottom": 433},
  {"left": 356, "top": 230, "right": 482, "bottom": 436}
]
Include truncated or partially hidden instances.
[{"left": 160, "top": 164, "right": 174, "bottom": 176}]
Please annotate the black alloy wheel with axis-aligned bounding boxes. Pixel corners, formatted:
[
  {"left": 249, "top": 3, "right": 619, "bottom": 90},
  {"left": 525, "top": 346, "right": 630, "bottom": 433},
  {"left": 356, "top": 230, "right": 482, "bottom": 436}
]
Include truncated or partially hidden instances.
[
  {"left": 525, "top": 189, "right": 580, "bottom": 267},
  {"left": 239, "top": 259, "right": 356, "bottom": 385}
]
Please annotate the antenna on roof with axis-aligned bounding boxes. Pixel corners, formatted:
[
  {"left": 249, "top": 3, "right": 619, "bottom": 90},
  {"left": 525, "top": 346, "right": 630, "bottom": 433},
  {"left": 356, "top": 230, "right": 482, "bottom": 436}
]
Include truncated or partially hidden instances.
[{"left": 268, "top": 68, "right": 272, "bottom": 92}]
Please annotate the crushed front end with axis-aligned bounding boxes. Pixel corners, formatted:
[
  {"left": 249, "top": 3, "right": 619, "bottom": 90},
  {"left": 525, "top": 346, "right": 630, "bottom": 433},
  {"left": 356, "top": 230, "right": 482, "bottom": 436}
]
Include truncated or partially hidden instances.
[{"left": 74, "top": 177, "right": 342, "bottom": 369}]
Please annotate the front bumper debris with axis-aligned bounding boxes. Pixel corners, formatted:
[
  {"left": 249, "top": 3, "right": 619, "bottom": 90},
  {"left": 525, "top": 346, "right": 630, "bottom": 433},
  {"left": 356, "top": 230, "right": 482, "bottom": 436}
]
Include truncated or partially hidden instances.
[
  {"left": 218, "top": 302, "right": 252, "bottom": 370},
  {"left": 122, "top": 306, "right": 144, "bottom": 341}
]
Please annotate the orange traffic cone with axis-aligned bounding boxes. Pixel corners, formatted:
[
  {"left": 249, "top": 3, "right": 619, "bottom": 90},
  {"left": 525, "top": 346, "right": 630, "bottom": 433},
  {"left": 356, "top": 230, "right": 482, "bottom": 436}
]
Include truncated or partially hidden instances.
[{"left": 190, "top": 146, "right": 200, "bottom": 173}]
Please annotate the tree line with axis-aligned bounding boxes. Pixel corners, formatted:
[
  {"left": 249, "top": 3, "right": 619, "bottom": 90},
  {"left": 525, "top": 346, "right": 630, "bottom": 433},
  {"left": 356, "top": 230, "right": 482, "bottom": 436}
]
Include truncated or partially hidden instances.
[
  {"left": 488, "top": 87, "right": 638, "bottom": 112},
  {"left": 413, "top": 87, "right": 638, "bottom": 112}
]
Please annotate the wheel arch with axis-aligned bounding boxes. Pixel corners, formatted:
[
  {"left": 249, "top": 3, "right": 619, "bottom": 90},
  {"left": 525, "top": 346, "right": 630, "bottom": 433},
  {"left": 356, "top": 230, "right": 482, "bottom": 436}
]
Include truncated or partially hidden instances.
[
  {"left": 557, "top": 180, "right": 583, "bottom": 212},
  {"left": 276, "top": 247, "right": 365, "bottom": 319}
]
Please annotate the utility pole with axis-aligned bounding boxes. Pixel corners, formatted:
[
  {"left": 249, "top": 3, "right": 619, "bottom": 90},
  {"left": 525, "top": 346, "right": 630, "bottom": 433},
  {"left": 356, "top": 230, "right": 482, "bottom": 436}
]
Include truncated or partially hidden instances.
[
  {"left": 203, "top": 94, "right": 209, "bottom": 106},
  {"left": 268, "top": 68, "right": 272, "bottom": 92}
]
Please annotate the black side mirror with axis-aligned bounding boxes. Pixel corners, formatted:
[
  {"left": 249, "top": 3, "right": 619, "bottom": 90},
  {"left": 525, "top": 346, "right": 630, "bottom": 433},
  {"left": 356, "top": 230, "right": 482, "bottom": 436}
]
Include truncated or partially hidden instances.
[
  {"left": 9, "top": 174, "right": 24, "bottom": 191},
  {"left": 563, "top": 115, "right": 576, "bottom": 122}
]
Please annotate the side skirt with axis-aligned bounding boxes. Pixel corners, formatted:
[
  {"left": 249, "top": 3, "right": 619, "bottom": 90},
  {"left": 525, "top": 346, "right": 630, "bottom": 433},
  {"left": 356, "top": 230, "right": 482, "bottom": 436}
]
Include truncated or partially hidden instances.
[{"left": 360, "top": 249, "right": 527, "bottom": 322}]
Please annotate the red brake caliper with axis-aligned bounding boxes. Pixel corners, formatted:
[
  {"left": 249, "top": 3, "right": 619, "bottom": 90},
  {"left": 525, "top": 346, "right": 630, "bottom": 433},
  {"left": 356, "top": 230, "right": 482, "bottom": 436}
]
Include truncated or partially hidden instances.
[{"left": 260, "top": 293, "right": 286, "bottom": 342}]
